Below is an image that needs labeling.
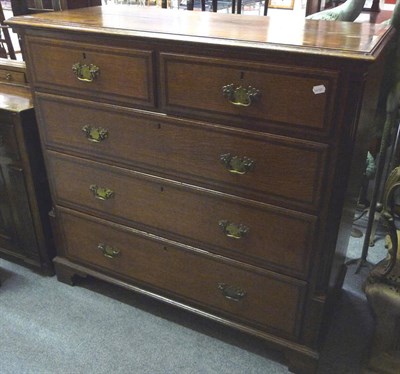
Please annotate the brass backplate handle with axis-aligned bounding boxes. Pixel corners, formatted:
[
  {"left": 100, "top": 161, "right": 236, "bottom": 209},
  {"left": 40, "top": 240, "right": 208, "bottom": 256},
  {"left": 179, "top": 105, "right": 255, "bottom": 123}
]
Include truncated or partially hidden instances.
[
  {"left": 82, "top": 125, "right": 108, "bottom": 143},
  {"left": 98, "top": 243, "right": 120, "bottom": 259},
  {"left": 90, "top": 184, "right": 114, "bottom": 200},
  {"left": 219, "top": 220, "right": 249, "bottom": 239},
  {"left": 72, "top": 62, "right": 100, "bottom": 82},
  {"left": 220, "top": 153, "right": 255, "bottom": 175},
  {"left": 218, "top": 283, "right": 246, "bottom": 302},
  {"left": 222, "top": 84, "right": 261, "bottom": 107}
]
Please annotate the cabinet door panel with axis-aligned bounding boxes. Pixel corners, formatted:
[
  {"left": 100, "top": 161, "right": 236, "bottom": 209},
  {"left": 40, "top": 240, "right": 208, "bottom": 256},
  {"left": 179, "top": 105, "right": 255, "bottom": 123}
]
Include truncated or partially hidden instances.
[
  {"left": 0, "top": 163, "right": 38, "bottom": 257},
  {"left": 0, "top": 123, "right": 20, "bottom": 160},
  {"left": 0, "top": 165, "right": 15, "bottom": 247}
]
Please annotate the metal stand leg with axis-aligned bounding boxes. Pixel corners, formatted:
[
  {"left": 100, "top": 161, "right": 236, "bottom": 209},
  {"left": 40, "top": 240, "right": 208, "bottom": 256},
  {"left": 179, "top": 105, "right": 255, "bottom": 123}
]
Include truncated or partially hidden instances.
[
  {"left": 354, "top": 154, "right": 386, "bottom": 273},
  {"left": 352, "top": 120, "right": 400, "bottom": 273}
]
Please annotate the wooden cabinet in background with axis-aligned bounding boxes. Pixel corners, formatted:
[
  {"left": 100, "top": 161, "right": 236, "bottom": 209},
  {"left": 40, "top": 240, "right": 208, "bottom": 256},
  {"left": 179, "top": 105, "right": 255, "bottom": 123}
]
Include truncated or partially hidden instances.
[
  {"left": 7, "top": 7, "right": 395, "bottom": 373},
  {"left": 0, "top": 60, "right": 53, "bottom": 274}
]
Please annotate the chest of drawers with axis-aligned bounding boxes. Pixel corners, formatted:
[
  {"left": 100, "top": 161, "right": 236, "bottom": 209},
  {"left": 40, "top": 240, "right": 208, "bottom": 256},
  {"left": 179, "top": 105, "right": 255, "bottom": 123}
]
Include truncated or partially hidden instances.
[{"left": 7, "top": 7, "right": 394, "bottom": 373}]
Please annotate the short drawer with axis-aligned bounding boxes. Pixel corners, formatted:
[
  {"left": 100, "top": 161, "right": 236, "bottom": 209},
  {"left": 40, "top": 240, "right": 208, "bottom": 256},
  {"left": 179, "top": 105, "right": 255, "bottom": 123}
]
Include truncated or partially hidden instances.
[
  {"left": 160, "top": 53, "right": 338, "bottom": 136},
  {"left": 37, "top": 94, "right": 328, "bottom": 211},
  {"left": 0, "top": 68, "right": 26, "bottom": 85},
  {"left": 58, "top": 207, "right": 307, "bottom": 340},
  {"left": 47, "top": 152, "right": 316, "bottom": 279},
  {"left": 25, "top": 36, "right": 155, "bottom": 108}
]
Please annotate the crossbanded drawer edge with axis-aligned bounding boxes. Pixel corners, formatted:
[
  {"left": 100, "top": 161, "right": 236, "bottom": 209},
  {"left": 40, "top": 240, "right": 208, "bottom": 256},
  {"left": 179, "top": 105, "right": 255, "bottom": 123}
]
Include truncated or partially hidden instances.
[{"left": 57, "top": 206, "right": 307, "bottom": 340}]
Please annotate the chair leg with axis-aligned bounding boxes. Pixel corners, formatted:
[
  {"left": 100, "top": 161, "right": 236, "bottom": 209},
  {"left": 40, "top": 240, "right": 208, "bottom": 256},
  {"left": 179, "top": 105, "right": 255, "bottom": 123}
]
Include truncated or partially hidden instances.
[
  {"left": 0, "top": 3, "right": 16, "bottom": 59},
  {"left": 264, "top": 0, "right": 269, "bottom": 15}
]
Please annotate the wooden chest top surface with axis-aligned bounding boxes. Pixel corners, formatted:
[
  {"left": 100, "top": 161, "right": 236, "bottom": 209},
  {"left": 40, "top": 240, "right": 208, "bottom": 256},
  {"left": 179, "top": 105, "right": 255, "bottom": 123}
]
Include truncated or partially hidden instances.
[{"left": 6, "top": 6, "right": 394, "bottom": 59}]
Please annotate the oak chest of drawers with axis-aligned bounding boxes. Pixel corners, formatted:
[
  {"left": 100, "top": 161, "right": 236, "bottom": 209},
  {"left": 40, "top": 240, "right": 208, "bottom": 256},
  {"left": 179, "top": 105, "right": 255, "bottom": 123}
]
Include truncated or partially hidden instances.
[{"left": 8, "top": 7, "right": 394, "bottom": 373}]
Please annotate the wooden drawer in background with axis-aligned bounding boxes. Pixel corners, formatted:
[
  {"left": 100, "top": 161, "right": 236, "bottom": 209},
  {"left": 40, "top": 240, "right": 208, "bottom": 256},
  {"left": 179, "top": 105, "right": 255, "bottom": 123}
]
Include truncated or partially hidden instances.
[
  {"left": 0, "top": 68, "right": 26, "bottom": 85},
  {"left": 37, "top": 94, "right": 328, "bottom": 211},
  {"left": 0, "top": 59, "right": 28, "bottom": 86},
  {"left": 58, "top": 207, "right": 307, "bottom": 340},
  {"left": 25, "top": 36, "right": 155, "bottom": 108},
  {"left": 47, "top": 151, "right": 316, "bottom": 279}
]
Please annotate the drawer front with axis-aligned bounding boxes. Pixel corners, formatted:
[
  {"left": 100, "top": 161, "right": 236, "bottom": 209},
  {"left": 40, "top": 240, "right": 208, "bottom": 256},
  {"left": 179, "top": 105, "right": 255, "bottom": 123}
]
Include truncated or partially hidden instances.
[
  {"left": 0, "top": 68, "right": 26, "bottom": 85},
  {"left": 26, "top": 36, "right": 155, "bottom": 108},
  {"left": 47, "top": 152, "right": 316, "bottom": 278},
  {"left": 37, "top": 94, "right": 328, "bottom": 210},
  {"left": 160, "top": 53, "right": 338, "bottom": 135},
  {"left": 59, "top": 208, "right": 306, "bottom": 339}
]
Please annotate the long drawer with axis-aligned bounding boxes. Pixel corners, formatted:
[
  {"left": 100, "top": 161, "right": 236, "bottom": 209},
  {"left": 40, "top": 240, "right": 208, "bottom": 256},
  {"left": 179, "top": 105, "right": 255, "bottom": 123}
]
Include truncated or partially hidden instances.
[
  {"left": 47, "top": 151, "right": 316, "bottom": 279},
  {"left": 25, "top": 35, "right": 155, "bottom": 108},
  {"left": 58, "top": 207, "right": 307, "bottom": 340},
  {"left": 160, "top": 53, "right": 338, "bottom": 136},
  {"left": 37, "top": 93, "right": 328, "bottom": 211}
]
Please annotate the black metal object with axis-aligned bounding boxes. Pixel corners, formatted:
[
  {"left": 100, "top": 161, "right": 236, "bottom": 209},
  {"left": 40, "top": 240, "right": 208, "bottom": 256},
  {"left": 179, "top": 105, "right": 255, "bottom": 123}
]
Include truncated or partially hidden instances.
[{"left": 176, "top": 0, "right": 269, "bottom": 15}]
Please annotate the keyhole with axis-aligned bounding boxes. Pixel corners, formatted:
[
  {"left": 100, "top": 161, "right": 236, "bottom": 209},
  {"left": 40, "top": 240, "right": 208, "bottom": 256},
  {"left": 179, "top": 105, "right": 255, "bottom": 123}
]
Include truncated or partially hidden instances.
[
  {"left": 160, "top": 186, "right": 164, "bottom": 192},
  {"left": 240, "top": 71, "right": 245, "bottom": 80},
  {"left": 82, "top": 52, "right": 86, "bottom": 59}
]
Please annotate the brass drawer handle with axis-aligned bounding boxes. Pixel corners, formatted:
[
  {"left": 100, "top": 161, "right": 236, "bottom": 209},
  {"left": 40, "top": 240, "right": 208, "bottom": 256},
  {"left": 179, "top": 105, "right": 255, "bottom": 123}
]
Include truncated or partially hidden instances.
[
  {"left": 98, "top": 243, "right": 120, "bottom": 259},
  {"left": 219, "top": 220, "right": 249, "bottom": 239},
  {"left": 72, "top": 62, "right": 100, "bottom": 82},
  {"left": 218, "top": 283, "right": 246, "bottom": 302},
  {"left": 90, "top": 184, "right": 114, "bottom": 200},
  {"left": 82, "top": 125, "right": 108, "bottom": 143},
  {"left": 222, "top": 84, "right": 261, "bottom": 107},
  {"left": 220, "top": 153, "right": 255, "bottom": 175}
]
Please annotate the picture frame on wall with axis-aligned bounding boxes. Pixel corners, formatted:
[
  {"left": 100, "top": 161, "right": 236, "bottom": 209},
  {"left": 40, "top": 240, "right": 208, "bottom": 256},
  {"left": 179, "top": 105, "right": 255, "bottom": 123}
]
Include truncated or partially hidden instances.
[{"left": 268, "top": 0, "right": 295, "bottom": 9}]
